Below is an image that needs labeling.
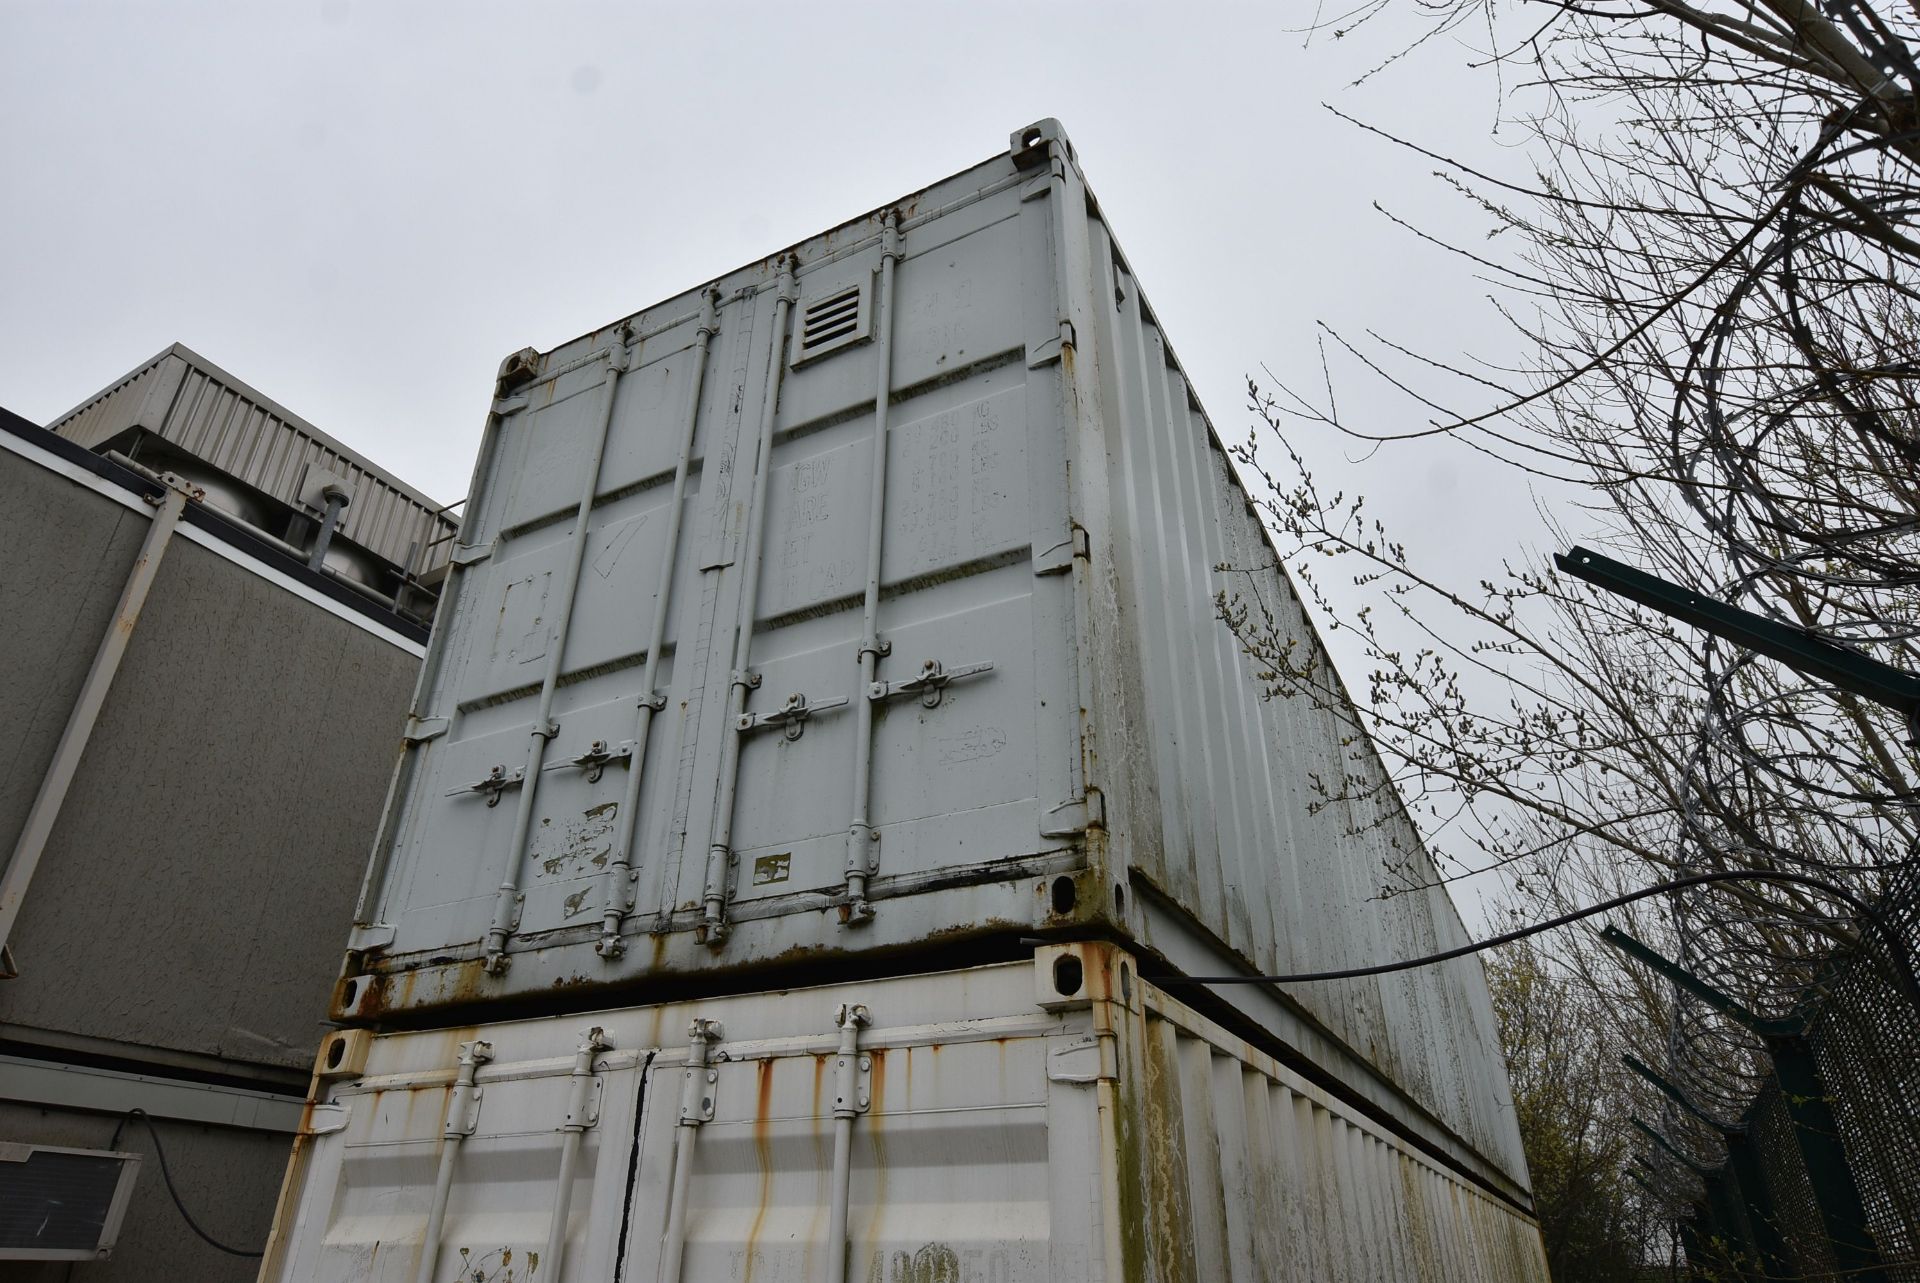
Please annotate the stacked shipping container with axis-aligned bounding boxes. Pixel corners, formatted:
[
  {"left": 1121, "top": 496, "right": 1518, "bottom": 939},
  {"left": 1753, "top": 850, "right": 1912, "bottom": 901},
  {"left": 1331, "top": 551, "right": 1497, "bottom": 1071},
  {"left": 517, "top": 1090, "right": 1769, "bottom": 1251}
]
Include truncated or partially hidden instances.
[{"left": 263, "top": 121, "right": 1549, "bottom": 1281}]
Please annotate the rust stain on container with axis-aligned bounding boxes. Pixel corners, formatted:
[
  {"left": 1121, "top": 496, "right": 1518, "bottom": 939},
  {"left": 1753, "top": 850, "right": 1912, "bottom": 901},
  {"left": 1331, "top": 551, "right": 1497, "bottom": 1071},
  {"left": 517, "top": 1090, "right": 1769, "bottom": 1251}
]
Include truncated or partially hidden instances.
[{"left": 743, "top": 1056, "right": 777, "bottom": 1281}]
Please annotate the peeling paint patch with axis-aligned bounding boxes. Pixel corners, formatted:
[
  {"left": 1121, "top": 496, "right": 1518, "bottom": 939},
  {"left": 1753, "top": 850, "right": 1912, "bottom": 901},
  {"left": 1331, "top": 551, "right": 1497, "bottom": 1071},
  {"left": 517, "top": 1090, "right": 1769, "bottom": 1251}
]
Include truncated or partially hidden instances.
[{"left": 532, "top": 802, "right": 618, "bottom": 878}]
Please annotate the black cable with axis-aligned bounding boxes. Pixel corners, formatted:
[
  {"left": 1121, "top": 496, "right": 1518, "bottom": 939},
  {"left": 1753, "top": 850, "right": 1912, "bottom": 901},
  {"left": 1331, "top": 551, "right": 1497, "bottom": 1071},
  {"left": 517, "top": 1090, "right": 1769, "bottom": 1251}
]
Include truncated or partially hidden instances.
[
  {"left": 110, "top": 1108, "right": 265, "bottom": 1259},
  {"left": 1158, "top": 869, "right": 1920, "bottom": 1015}
]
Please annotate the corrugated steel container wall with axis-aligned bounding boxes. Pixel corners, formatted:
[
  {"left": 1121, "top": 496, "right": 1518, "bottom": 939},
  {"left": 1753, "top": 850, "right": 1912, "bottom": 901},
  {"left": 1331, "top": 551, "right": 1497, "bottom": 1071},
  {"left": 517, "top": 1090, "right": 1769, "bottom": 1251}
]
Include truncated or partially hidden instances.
[
  {"left": 261, "top": 945, "right": 1547, "bottom": 1282},
  {"left": 337, "top": 120, "right": 1524, "bottom": 1193},
  {"left": 50, "top": 343, "right": 456, "bottom": 576}
]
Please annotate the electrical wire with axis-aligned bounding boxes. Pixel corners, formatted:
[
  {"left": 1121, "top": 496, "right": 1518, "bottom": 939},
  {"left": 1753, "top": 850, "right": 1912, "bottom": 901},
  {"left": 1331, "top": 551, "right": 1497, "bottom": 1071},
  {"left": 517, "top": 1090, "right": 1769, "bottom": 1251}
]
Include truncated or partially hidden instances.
[
  {"left": 108, "top": 1108, "right": 266, "bottom": 1259},
  {"left": 1157, "top": 869, "right": 1920, "bottom": 1015}
]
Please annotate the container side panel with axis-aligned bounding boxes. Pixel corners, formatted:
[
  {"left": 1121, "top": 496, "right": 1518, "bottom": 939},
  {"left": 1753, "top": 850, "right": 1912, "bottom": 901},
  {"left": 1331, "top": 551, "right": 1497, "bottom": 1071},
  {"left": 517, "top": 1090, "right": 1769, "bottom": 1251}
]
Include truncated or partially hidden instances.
[
  {"left": 1077, "top": 191, "right": 1529, "bottom": 1188},
  {"left": 1086, "top": 226, "right": 1201, "bottom": 923},
  {"left": 1119, "top": 981, "right": 1548, "bottom": 1283}
]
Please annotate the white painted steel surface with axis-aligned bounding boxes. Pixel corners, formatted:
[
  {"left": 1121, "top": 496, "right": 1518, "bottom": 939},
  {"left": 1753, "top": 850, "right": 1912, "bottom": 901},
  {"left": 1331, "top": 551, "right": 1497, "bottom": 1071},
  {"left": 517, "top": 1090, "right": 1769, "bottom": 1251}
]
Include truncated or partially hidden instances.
[
  {"left": 338, "top": 120, "right": 1525, "bottom": 1193},
  {"left": 262, "top": 948, "right": 1548, "bottom": 1282}
]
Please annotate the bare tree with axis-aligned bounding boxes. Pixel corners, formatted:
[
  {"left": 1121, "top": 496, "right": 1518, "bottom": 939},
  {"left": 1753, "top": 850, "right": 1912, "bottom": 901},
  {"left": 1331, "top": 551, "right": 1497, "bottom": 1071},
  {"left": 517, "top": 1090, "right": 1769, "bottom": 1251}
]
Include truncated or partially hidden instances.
[
  {"left": 1485, "top": 921, "right": 1678, "bottom": 1282},
  {"left": 1228, "top": 0, "right": 1920, "bottom": 1250}
]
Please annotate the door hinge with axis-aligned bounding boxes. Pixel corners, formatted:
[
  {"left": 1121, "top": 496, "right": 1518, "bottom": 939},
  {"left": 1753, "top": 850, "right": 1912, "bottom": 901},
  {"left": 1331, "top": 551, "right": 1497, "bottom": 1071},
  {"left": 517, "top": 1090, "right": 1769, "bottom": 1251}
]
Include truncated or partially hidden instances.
[
  {"left": 348, "top": 923, "right": 397, "bottom": 953},
  {"left": 403, "top": 716, "right": 449, "bottom": 745},
  {"left": 1041, "top": 788, "right": 1104, "bottom": 838},
  {"left": 1027, "top": 321, "right": 1076, "bottom": 369},
  {"left": 1047, "top": 1032, "right": 1119, "bottom": 1084},
  {"left": 1033, "top": 526, "right": 1089, "bottom": 576},
  {"left": 450, "top": 540, "right": 495, "bottom": 568}
]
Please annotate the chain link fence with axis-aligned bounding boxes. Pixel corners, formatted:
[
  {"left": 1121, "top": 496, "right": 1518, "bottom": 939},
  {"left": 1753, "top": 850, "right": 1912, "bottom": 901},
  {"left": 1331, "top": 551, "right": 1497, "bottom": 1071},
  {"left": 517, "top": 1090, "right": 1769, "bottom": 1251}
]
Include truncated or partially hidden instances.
[{"left": 1685, "top": 867, "right": 1920, "bottom": 1282}]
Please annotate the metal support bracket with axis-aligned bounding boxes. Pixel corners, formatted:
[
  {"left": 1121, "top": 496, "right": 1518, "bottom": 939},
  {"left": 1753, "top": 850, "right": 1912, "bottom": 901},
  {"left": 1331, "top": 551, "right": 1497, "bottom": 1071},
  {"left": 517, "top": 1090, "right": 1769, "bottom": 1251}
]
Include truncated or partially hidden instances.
[
  {"left": 868, "top": 658, "right": 993, "bottom": 709},
  {"left": 1632, "top": 1116, "right": 1710, "bottom": 1177},
  {"left": 1033, "top": 526, "right": 1089, "bottom": 576},
  {"left": 678, "top": 1019, "right": 724, "bottom": 1124},
  {"left": 1601, "top": 926, "right": 1799, "bottom": 1037},
  {"left": 1047, "top": 1032, "right": 1119, "bottom": 1084},
  {"left": 1557, "top": 544, "right": 1920, "bottom": 744},
  {"left": 449, "top": 765, "right": 526, "bottom": 807},
  {"left": 738, "top": 691, "right": 851, "bottom": 741},
  {"left": 1622, "top": 1054, "right": 1726, "bottom": 1128},
  {"left": 1027, "top": 322, "right": 1075, "bottom": 369},
  {"left": 562, "top": 1028, "right": 612, "bottom": 1132},
  {"left": 447, "top": 1040, "right": 494, "bottom": 1137},
  {"left": 831, "top": 1004, "right": 873, "bottom": 1117}
]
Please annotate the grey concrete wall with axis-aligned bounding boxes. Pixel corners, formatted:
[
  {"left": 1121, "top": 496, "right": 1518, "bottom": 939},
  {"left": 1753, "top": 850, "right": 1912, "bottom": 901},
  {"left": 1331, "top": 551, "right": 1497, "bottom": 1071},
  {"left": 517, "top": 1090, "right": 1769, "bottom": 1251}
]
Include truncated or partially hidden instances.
[
  {"left": 0, "top": 446, "right": 421, "bottom": 1072},
  {"left": 0, "top": 1100, "right": 285, "bottom": 1283},
  {"left": 0, "top": 453, "right": 152, "bottom": 855}
]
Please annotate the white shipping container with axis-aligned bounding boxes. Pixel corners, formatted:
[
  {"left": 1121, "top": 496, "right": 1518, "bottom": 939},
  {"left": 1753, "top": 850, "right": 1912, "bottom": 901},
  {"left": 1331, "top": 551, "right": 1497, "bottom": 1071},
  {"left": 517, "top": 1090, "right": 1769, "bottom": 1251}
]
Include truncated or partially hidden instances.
[
  {"left": 264, "top": 944, "right": 1548, "bottom": 1282},
  {"left": 340, "top": 119, "right": 1524, "bottom": 1199}
]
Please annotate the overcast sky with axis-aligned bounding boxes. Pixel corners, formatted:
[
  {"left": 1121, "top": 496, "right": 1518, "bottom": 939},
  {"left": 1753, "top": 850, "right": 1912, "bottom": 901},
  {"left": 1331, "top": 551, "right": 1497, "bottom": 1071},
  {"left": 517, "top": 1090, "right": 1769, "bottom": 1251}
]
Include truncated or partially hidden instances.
[{"left": 1, "top": 1, "right": 1553, "bottom": 924}]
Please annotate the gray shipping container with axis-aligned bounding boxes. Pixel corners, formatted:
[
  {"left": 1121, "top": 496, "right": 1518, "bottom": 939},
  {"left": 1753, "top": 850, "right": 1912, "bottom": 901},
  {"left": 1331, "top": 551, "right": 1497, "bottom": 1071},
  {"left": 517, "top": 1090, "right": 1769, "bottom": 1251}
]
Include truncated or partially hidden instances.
[
  {"left": 263, "top": 945, "right": 1549, "bottom": 1283},
  {"left": 340, "top": 120, "right": 1526, "bottom": 1202}
]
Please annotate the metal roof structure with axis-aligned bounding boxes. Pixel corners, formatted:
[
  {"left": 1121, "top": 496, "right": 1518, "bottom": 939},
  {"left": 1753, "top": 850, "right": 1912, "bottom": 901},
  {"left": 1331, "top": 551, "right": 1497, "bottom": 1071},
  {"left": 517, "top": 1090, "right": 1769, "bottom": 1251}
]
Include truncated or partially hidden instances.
[{"left": 49, "top": 342, "right": 457, "bottom": 584}]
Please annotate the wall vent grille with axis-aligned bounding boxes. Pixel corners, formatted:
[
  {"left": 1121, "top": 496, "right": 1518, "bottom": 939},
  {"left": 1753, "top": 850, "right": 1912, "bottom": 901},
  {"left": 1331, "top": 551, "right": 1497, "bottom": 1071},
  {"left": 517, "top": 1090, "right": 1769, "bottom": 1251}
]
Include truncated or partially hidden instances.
[
  {"left": 792, "top": 276, "right": 873, "bottom": 366},
  {"left": 0, "top": 1144, "right": 141, "bottom": 1261}
]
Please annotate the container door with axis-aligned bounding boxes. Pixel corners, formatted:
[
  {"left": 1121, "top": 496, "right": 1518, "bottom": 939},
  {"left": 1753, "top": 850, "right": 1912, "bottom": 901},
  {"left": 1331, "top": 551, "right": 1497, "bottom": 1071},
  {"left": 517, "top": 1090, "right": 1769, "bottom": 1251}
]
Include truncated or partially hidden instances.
[
  {"left": 266, "top": 1033, "right": 650, "bottom": 1283},
  {"left": 707, "top": 194, "right": 1082, "bottom": 916},
  {"left": 620, "top": 1015, "right": 1098, "bottom": 1281},
  {"left": 376, "top": 327, "right": 720, "bottom": 961}
]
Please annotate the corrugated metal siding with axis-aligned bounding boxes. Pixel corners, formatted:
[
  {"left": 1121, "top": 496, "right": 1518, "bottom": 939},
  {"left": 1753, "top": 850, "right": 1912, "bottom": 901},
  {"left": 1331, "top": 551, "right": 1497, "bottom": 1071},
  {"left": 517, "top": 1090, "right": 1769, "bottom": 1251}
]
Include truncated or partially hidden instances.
[
  {"left": 261, "top": 948, "right": 1544, "bottom": 1282},
  {"left": 1079, "top": 203, "right": 1519, "bottom": 1191},
  {"left": 50, "top": 344, "right": 455, "bottom": 575},
  {"left": 333, "top": 123, "right": 1524, "bottom": 1193},
  {"left": 1120, "top": 975, "right": 1549, "bottom": 1283}
]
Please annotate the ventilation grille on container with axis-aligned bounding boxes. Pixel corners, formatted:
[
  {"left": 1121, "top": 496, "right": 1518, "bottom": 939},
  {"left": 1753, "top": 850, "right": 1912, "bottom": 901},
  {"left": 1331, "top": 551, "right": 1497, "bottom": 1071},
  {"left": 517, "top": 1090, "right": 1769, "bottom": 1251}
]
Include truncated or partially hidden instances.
[
  {"left": 791, "top": 275, "right": 873, "bottom": 367},
  {"left": 0, "top": 1144, "right": 141, "bottom": 1261}
]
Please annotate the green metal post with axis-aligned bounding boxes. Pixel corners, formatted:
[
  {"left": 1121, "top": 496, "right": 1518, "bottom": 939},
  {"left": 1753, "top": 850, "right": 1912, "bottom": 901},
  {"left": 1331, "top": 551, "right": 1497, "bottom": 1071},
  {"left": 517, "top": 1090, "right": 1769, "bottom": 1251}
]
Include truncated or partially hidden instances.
[
  {"left": 1605, "top": 931, "right": 1887, "bottom": 1281},
  {"left": 1623, "top": 1054, "right": 1792, "bottom": 1279},
  {"left": 1721, "top": 1130, "right": 1792, "bottom": 1281},
  {"left": 1678, "top": 1215, "right": 1706, "bottom": 1282},
  {"left": 1765, "top": 1033, "right": 1887, "bottom": 1282},
  {"left": 1633, "top": 1118, "right": 1759, "bottom": 1282},
  {"left": 1601, "top": 929, "right": 1796, "bottom": 1036},
  {"left": 1554, "top": 545, "right": 1920, "bottom": 744}
]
